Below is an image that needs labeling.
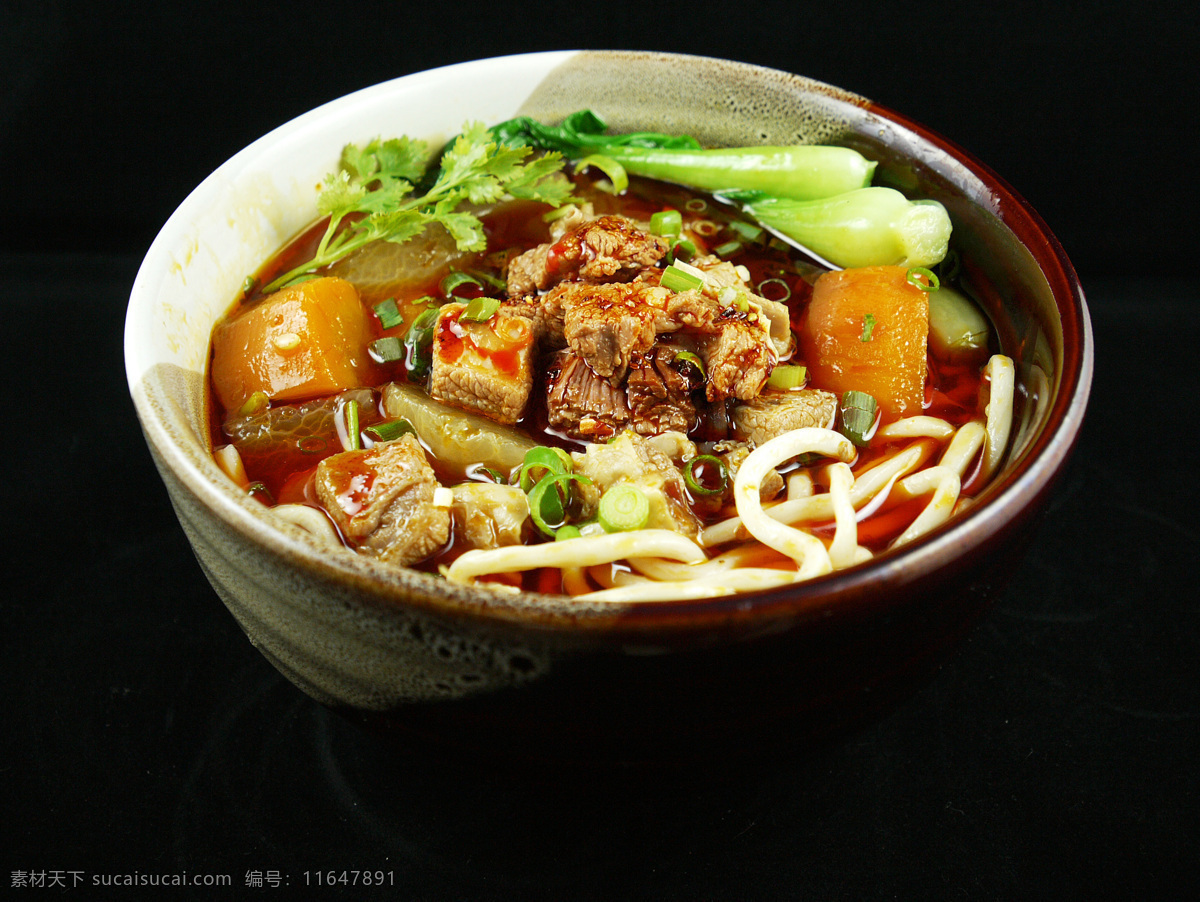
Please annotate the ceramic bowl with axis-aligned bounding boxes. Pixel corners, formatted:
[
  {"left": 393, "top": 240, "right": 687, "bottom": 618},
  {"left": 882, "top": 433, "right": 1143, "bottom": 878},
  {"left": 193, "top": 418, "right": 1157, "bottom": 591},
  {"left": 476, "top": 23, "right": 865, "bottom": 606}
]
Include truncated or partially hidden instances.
[{"left": 125, "top": 51, "right": 1092, "bottom": 763}]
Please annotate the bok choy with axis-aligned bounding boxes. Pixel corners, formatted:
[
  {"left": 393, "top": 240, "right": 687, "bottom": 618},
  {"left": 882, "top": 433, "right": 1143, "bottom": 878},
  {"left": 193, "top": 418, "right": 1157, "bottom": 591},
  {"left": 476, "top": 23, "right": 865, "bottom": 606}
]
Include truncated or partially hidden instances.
[
  {"left": 490, "top": 110, "right": 875, "bottom": 201},
  {"left": 719, "top": 188, "right": 952, "bottom": 269}
]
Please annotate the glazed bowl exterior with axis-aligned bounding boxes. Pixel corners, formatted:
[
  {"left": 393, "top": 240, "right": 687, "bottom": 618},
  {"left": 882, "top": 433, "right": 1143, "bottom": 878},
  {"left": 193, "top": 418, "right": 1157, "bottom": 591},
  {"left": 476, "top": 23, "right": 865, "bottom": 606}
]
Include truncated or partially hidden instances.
[{"left": 125, "top": 51, "right": 1092, "bottom": 761}]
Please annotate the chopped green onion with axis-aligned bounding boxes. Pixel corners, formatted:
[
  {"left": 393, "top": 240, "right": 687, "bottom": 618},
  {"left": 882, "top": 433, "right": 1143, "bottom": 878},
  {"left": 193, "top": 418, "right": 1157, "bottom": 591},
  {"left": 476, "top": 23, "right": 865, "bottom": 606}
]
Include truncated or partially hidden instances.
[
  {"left": 403, "top": 306, "right": 441, "bottom": 379},
  {"left": 518, "top": 445, "right": 574, "bottom": 492},
  {"left": 364, "top": 418, "right": 415, "bottom": 443},
  {"left": 755, "top": 277, "right": 791, "bottom": 303},
  {"left": 683, "top": 455, "right": 729, "bottom": 496},
  {"left": 685, "top": 198, "right": 708, "bottom": 213},
  {"left": 460, "top": 295, "right": 502, "bottom": 322},
  {"left": 860, "top": 313, "right": 877, "bottom": 342},
  {"left": 906, "top": 266, "right": 940, "bottom": 291},
  {"left": 343, "top": 399, "right": 361, "bottom": 451},
  {"left": 598, "top": 483, "right": 651, "bottom": 532},
  {"left": 368, "top": 335, "right": 405, "bottom": 363},
  {"left": 669, "top": 237, "right": 697, "bottom": 262},
  {"left": 661, "top": 262, "right": 705, "bottom": 293},
  {"left": 555, "top": 525, "right": 582, "bottom": 541},
  {"left": 298, "top": 435, "right": 327, "bottom": 455},
  {"left": 767, "top": 364, "right": 807, "bottom": 390},
  {"left": 672, "top": 349, "right": 706, "bottom": 382},
  {"left": 713, "top": 239, "right": 743, "bottom": 258},
  {"left": 373, "top": 297, "right": 404, "bottom": 330},
  {"left": 650, "top": 209, "right": 683, "bottom": 238},
  {"left": 527, "top": 472, "right": 589, "bottom": 536},
  {"left": 692, "top": 219, "right": 720, "bottom": 237},
  {"left": 441, "top": 271, "right": 483, "bottom": 297},
  {"left": 238, "top": 390, "right": 270, "bottom": 417},
  {"left": 839, "top": 390, "right": 878, "bottom": 448},
  {"left": 473, "top": 466, "right": 506, "bottom": 484},
  {"left": 729, "top": 220, "right": 764, "bottom": 242},
  {"left": 575, "top": 154, "right": 628, "bottom": 194},
  {"left": 241, "top": 276, "right": 258, "bottom": 297}
]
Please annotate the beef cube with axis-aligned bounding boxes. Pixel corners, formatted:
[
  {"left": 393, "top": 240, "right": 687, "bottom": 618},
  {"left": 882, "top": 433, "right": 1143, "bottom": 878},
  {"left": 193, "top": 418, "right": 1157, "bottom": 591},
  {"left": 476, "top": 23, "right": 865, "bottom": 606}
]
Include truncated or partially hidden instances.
[
  {"left": 428, "top": 303, "right": 537, "bottom": 425},
  {"left": 625, "top": 345, "right": 698, "bottom": 436},
  {"left": 731, "top": 389, "right": 839, "bottom": 445},
  {"left": 545, "top": 349, "right": 631, "bottom": 440},
  {"left": 555, "top": 281, "right": 673, "bottom": 382},
  {"left": 504, "top": 214, "right": 667, "bottom": 297},
  {"left": 314, "top": 433, "right": 449, "bottom": 567},
  {"left": 697, "top": 314, "right": 776, "bottom": 402}
]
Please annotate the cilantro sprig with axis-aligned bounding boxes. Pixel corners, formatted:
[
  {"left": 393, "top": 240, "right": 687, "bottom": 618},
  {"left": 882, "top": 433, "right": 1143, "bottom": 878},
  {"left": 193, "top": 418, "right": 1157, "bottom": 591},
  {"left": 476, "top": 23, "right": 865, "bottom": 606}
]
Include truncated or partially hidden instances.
[{"left": 262, "top": 122, "right": 573, "bottom": 293}]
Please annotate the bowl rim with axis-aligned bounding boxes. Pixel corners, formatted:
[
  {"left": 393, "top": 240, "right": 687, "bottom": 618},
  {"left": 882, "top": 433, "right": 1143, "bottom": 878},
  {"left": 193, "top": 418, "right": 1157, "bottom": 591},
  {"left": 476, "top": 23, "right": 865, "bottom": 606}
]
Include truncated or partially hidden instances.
[{"left": 125, "top": 50, "right": 1094, "bottom": 633}]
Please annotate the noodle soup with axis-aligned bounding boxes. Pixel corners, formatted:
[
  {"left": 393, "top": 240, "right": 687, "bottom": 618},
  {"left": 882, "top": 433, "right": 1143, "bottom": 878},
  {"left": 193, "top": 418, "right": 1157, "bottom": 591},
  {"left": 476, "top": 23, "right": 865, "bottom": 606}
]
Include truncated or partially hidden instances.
[{"left": 207, "top": 166, "right": 1012, "bottom": 601}]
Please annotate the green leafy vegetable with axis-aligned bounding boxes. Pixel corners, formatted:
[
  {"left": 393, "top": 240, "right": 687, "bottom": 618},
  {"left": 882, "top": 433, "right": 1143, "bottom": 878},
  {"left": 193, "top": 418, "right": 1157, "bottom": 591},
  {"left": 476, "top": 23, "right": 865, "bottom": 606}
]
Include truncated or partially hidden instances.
[
  {"left": 721, "top": 187, "right": 952, "bottom": 269},
  {"left": 261, "top": 124, "right": 573, "bottom": 293},
  {"left": 490, "top": 109, "right": 875, "bottom": 201}
]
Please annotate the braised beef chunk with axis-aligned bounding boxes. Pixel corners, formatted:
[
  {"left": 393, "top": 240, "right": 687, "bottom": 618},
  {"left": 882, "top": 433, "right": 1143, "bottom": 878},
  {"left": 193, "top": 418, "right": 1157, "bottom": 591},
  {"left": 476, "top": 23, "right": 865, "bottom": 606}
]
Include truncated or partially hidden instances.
[
  {"left": 546, "top": 344, "right": 698, "bottom": 440},
  {"left": 505, "top": 214, "right": 668, "bottom": 297},
  {"left": 731, "top": 388, "right": 839, "bottom": 444},
  {"left": 545, "top": 349, "right": 631, "bottom": 439},
  {"left": 697, "top": 314, "right": 776, "bottom": 401},
  {"left": 428, "top": 304, "right": 537, "bottom": 425},
  {"left": 625, "top": 345, "right": 698, "bottom": 435},
  {"left": 314, "top": 434, "right": 449, "bottom": 566},
  {"left": 555, "top": 281, "right": 673, "bottom": 382},
  {"left": 505, "top": 243, "right": 552, "bottom": 297}
]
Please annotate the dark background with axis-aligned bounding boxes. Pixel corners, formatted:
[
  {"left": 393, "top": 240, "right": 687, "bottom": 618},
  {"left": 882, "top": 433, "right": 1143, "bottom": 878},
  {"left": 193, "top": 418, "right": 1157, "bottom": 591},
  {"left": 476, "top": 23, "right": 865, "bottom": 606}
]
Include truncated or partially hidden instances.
[{"left": 4, "top": 1, "right": 1199, "bottom": 898}]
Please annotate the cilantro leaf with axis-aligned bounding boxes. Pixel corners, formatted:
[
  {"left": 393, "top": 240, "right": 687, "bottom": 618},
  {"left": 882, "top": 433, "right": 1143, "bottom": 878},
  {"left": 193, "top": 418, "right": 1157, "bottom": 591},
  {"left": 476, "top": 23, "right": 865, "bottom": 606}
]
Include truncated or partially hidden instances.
[{"left": 261, "top": 122, "right": 573, "bottom": 293}]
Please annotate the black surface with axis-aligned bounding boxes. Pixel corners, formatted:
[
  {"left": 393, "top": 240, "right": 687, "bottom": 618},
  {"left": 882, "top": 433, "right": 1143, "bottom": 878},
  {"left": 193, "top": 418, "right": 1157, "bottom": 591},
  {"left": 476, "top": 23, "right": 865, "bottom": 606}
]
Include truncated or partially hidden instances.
[{"left": 4, "top": 2, "right": 1199, "bottom": 897}]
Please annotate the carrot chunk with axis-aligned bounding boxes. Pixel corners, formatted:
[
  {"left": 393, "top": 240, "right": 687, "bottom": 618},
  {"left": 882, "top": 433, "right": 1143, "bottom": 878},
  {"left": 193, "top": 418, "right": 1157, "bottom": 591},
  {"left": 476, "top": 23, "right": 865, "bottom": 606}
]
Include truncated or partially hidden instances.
[
  {"left": 210, "top": 277, "right": 377, "bottom": 410},
  {"left": 801, "top": 265, "right": 929, "bottom": 421}
]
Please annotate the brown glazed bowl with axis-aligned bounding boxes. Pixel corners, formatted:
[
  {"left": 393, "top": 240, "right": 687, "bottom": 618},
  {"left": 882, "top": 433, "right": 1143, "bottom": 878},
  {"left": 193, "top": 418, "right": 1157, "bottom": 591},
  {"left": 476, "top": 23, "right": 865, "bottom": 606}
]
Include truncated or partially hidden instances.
[{"left": 125, "top": 51, "right": 1092, "bottom": 763}]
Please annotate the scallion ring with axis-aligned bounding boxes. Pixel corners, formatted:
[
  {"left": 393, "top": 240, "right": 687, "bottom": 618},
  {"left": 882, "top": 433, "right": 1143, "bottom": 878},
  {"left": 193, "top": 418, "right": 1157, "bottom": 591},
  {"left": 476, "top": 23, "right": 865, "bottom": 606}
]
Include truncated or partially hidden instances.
[
  {"left": 650, "top": 209, "right": 682, "bottom": 238},
  {"left": 518, "top": 445, "right": 573, "bottom": 492},
  {"left": 597, "top": 484, "right": 651, "bottom": 532},
  {"left": 441, "top": 271, "right": 483, "bottom": 297},
  {"left": 756, "top": 277, "right": 792, "bottom": 303},
  {"left": 460, "top": 295, "right": 502, "bottom": 322},
  {"left": 683, "top": 455, "right": 729, "bottom": 496},
  {"left": 906, "top": 267, "right": 940, "bottom": 291}
]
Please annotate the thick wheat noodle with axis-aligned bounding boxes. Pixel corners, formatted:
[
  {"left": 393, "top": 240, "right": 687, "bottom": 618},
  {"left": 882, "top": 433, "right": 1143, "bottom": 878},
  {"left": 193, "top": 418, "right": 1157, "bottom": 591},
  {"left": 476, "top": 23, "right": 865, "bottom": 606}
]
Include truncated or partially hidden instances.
[
  {"left": 732, "top": 428, "right": 856, "bottom": 579},
  {"left": 980, "top": 355, "right": 1015, "bottom": 482},
  {"left": 627, "top": 543, "right": 779, "bottom": 581},
  {"left": 787, "top": 470, "right": 814, "bottom": 500},
  {"left": 580, "top": 568, "right": 802, "bottom": 601},
  {"left": 561, "top": 566, "right": 592, "bottom": 595},
  {"left": 876, "top": 416, "right": 956, "bottom": 441},
  {"left": 939, "top": 420, "right": 987, "bottom": 477},
  {"left": 445, "top": 529, "right": 706, "bottom": 583},
  {"left": 890, "top": 466, "right": 962, "bottom": 547},
  {"left": 824, "top": 462, "right": 859, "bottom": 569},
  {"left": 701, "top": 442, "right": 927, "bottom": 547},
  {"left": 272, "top": 503, "right": 343, "bottom": 549}
]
